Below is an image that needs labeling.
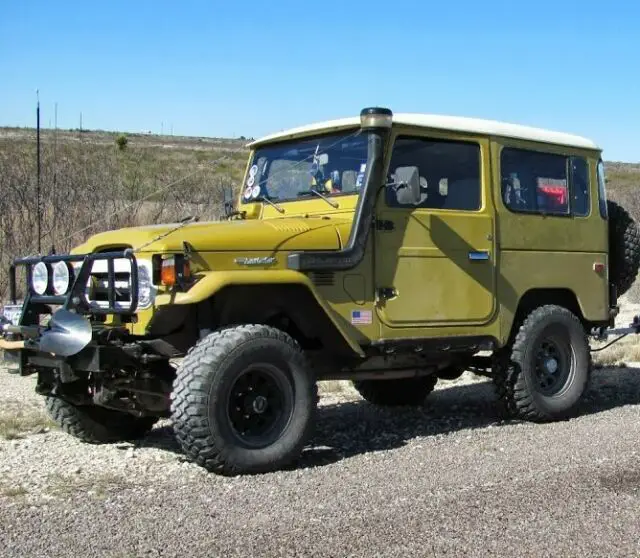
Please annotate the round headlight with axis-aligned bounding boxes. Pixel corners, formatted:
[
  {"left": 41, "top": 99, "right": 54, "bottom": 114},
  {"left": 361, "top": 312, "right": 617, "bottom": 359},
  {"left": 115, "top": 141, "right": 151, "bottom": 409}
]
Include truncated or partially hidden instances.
[
  {"left": 31, "top": 262, "right": 49, "bottom": 295},
  {"left": 52, "top": 261, "right": 71, "bottom": 295}
]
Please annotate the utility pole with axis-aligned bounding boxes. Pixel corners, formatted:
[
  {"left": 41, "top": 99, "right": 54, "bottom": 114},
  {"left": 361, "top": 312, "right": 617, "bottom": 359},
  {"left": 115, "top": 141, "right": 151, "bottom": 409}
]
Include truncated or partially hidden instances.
[{"left": 36, "top": 89, "right": 41, "bottom": 253}]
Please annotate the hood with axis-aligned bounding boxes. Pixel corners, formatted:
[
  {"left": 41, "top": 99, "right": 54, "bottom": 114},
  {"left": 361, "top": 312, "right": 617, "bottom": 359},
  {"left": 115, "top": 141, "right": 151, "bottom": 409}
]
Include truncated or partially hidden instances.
[{"left": 71, "top": 217, "right": 352, "bottom": 254}]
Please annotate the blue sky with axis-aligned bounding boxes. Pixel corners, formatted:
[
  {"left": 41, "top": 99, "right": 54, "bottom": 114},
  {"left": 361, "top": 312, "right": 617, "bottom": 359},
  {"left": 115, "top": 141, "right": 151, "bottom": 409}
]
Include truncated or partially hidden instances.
[{"left": 1, "top": 0, "right": 639, "bottom": 161}]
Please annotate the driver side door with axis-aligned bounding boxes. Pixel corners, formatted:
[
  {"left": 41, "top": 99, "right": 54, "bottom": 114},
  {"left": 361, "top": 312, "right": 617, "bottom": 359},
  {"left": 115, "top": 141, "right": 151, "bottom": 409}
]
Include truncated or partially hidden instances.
[{"left": 374, "top": 133, "right": 496, "bottom": 329}]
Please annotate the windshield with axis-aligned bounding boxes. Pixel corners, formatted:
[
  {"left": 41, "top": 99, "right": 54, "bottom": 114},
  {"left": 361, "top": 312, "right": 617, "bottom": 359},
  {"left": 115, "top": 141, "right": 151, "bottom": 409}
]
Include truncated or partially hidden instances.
[{"left": 241, "top": 130, "right": 369, "bottom": 204}]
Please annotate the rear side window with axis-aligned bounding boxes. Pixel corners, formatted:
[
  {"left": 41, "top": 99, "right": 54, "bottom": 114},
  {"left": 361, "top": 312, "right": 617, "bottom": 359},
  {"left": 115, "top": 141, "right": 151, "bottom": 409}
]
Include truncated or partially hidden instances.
[
  {"left": 386, "top": 137, "right": 481, "bottom": 211},
  {"left": 597, "top": 160, "right": 608, "bottom": 219},
  {"left": 570, "top": 156, "right": 590, "bottom": 216},
  {"left": 501, "top": 148, "right": 569, "bottom": 215},
  {"left": 501, "top": 148, "right": 592, "bottom": 217}
]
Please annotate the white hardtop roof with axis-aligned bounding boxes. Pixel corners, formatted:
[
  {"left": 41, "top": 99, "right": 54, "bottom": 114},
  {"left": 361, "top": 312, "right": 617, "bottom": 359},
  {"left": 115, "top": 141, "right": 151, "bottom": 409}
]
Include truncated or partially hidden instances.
[{"left": 249, "top": 112, "right": 599, "bottom": 151}]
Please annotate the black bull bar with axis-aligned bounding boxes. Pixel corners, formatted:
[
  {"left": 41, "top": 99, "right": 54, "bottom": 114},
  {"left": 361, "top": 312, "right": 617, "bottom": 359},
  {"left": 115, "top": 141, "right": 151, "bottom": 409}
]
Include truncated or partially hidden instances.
[{"left": 9, "top": 249, "right": 139, "bottom": 322}]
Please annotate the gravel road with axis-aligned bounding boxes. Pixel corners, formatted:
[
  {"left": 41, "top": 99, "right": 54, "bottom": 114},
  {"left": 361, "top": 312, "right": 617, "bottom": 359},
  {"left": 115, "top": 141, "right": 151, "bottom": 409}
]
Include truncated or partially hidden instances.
[{"left": 2, "top": 365, "right": 640, "bottom": 557}]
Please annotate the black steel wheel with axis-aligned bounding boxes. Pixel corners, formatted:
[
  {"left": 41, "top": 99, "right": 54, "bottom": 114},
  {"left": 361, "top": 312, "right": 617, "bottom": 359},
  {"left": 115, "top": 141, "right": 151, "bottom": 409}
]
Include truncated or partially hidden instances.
[
  {"left": 493, "top": 305, "right": 591, "bottom": 422},
  {"left": 533, "top": 335, "right": 573, "bottom": 397},
  {"left": 170, "top": 324, "right": 317, "bottom": 476},
  {"left": 226, "top": 364, "right": 294, "bottom": 449}
]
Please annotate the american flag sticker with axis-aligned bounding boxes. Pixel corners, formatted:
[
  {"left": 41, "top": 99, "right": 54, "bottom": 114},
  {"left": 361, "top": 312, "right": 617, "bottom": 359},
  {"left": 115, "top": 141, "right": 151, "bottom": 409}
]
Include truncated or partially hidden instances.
[{"left": 351, "top": 309, "right": 372, "bottom": 325}]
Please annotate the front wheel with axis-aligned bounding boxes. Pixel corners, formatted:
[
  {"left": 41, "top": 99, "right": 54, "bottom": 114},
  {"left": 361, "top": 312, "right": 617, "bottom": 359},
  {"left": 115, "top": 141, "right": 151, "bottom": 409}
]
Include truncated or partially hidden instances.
[
  {"left": 170, "top": 325, "right": 317, "bottom": 476},
  {"left": 493, "top": 305, "right": 592, "bottom": 422},
  {"left": 45, "top": 396, "right": 158, "bottom": 443}
]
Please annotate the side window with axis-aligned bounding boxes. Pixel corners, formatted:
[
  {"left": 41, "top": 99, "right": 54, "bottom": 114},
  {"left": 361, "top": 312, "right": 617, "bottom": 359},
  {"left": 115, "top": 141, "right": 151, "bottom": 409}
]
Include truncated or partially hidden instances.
[
  {"left": 501, "top": 148, "right": 569, "bottom": 215},
  {"left": 386, "top": 137, "right": 481, "bottom": 211},
  {"left": 570, "top": 156, "right": 590, "bottom": 217},
  {"left": 597, "top": 160, "right": 608, "bottom": 219}
]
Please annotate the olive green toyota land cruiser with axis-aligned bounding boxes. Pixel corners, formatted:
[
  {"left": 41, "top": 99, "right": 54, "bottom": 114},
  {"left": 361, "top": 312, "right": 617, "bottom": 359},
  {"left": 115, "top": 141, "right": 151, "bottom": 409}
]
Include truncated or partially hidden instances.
[{"left": 2, "top": 107, "right": 640, "bottom": 475}]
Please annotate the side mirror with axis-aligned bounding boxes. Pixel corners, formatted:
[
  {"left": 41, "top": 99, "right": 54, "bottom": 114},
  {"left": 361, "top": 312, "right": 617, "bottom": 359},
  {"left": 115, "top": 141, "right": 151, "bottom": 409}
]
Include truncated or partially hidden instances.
[{"left": 393, "top": 166, "right": 422, "bottom": 205}]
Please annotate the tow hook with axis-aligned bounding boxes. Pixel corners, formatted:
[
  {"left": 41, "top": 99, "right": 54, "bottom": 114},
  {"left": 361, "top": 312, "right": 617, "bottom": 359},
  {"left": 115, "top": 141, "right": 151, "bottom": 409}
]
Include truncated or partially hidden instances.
[{"left": 590, "top": 315, "right": 640, "bottom": 352}]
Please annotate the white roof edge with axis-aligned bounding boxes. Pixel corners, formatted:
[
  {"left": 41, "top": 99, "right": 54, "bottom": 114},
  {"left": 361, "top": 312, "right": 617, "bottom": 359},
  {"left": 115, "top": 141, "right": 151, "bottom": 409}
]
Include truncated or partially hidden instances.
[{"left": 248, "top": 112, "right": 600, "bottom": 151}]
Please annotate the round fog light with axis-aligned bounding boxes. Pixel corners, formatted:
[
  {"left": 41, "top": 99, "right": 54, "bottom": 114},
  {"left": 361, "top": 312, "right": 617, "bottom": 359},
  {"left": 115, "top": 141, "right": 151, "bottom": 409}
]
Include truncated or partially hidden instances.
[
  {"left": 52, "top": 261, "right": 71, "bottom": 295},
  {"left": 31, "top": 262, "right": 49, "bottom": 295}
]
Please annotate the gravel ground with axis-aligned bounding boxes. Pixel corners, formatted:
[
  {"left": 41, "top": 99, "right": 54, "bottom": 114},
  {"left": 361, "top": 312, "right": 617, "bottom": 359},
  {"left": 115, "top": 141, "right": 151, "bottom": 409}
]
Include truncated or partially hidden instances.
[{"left": 2, "top": 362, "right": 640, "bottom": 557}]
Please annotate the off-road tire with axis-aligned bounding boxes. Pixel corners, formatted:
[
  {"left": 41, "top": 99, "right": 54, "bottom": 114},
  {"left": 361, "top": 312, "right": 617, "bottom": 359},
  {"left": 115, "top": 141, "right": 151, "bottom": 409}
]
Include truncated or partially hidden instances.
[
  {"left": 45, "top": 396, "right": 158, "bottom": 443},
  {"left": 170, "top": 325, "right": 317, "bottom": 476},
  {"left": 492, "top": 305, "right": 591, "bottom": 422},
  {"left": 352, "top": 375, "right": 438, "bottom": 406},
  {"left": 607, "top": 199, "right": 640, "bottom": 297}
]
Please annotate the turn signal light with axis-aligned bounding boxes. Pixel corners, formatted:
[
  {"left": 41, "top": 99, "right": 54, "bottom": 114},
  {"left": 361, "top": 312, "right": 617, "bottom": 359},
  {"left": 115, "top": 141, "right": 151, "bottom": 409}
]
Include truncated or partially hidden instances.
[{"left": 160, "top": 256, "right": 191, "bottom": 286}]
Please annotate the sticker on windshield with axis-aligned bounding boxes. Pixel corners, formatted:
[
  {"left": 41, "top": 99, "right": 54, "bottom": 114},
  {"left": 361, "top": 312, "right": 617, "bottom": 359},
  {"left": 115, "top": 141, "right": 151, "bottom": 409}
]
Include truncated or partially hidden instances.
[
  {"left": 243, "top": 186, "right": 253, "bottom": 200},
  {"left": 246, "top": 175, "right": 255, "bottom": 188},
  {"left": 359, "top": 163, "right": 367, "bottom": 173},
  {"left": 251, "top": 185, "right": 261, "bottom": 198},
  {"left": 249, "top": 164, "right": 258, "bottom": 177}
]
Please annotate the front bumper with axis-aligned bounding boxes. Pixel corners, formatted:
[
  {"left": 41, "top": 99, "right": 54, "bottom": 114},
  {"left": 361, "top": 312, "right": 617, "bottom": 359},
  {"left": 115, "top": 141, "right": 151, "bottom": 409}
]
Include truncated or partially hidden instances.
[
  {"left": 8, "top": 249, "right": 140, "bottom": 324},
  {"left": 2, "top": 250, "right": 141, "bottom": 370}
]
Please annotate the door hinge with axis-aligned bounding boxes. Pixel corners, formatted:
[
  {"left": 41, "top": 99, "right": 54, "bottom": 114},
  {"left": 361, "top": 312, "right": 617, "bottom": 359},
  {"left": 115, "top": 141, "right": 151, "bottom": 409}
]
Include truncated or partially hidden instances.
[
  {"left": 376, "top": 287, "right": 397, "bottom": 300},
  {"left": 374, "top": 219, "right": 395, "bottom": 231}
]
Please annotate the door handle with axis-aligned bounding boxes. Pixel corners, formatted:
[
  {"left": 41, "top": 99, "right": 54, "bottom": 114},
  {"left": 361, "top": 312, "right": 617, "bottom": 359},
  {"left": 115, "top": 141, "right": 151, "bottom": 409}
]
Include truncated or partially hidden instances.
[{"left": 468, "top": 250, "right": 490, "bottom": 261}]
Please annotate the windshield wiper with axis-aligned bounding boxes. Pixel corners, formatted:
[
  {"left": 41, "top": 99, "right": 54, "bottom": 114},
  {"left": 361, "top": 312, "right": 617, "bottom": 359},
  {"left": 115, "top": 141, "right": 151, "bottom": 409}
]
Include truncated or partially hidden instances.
[
  {"left": 299, "top": 189, "right": 339, "bottom": 208},
  {"left": 257, "top": 195, "right": 285, "bottom": 214}
]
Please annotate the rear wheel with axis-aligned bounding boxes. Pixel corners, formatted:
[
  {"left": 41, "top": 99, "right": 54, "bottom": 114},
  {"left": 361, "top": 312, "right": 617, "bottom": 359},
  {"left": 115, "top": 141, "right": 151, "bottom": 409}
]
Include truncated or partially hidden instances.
[
  {"left": 352, "top": 375, "right": 438, "bottom": 406},
  {"left": 45, "top": 396, "right": 158, "bottom": 443},
  {"left": 493, "top": 305, "right": 591, "bottom": 422},
  {"left": 170, "top": 325, "right": 317, "bottom": 475}
]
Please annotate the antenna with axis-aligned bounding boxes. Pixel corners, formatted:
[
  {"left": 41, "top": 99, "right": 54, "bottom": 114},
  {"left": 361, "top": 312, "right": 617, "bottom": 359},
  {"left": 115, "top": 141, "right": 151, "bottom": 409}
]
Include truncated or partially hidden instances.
[
  {"left": 36, "top": 89, "right": 41, "bottom": 253},
  {"left": 53, "top": 102, "right": 58, "bottom": 188}
]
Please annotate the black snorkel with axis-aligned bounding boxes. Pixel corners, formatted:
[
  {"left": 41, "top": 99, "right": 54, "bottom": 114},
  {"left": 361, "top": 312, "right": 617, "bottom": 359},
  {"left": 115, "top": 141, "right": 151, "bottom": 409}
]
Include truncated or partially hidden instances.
[{"left": 287, "top": 107, "right": 393, "bottom": 272}]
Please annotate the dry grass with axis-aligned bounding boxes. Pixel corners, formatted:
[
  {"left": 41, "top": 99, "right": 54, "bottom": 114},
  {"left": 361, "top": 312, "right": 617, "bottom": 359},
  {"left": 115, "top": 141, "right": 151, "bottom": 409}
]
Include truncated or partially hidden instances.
[
  {"left": 0, "top": 402, "right": 56, "bottom": 440},
  {"left": 319, "top": 380, "right": 356, "bottom": 395},
  {"left": 592, "top": 337, "right": 640, "bottom": 367}
]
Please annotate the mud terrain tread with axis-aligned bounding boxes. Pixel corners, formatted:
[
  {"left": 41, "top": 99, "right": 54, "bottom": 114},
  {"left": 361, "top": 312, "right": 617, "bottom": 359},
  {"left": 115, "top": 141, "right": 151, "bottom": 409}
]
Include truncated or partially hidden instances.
[
  {"left": 170, "top": 324, "right": 317, "bottom": 475},
  {"left": 45, "top": 396, "right": 157, "bottom": 443},
  {"left": 492, "top": 305, "right": 592, "bottom": 422},
  {"left": 352, "top": 375, "right": 438, "bottom": 407},
  {"left": 607, "top": 199, "right": 640, "bottom": 297}
]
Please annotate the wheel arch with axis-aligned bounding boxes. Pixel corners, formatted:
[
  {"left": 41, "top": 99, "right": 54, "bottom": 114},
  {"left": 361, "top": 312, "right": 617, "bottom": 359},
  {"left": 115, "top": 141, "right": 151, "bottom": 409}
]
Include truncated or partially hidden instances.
[
  {"left": 506, "top": 288, "right": 589, "bottom": 346},
  {"left": 209, "top": 283, "right": 362, "bottom": 356},
  {"left": 153, "top": 270, "right": 365, "bottom": 358}
]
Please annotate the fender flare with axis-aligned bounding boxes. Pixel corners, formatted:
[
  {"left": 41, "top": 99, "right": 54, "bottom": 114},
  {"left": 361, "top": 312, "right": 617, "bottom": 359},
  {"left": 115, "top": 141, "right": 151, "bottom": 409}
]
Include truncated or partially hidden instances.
[{"left": 154, "top": 270, "right": 365, "bottom": 357}]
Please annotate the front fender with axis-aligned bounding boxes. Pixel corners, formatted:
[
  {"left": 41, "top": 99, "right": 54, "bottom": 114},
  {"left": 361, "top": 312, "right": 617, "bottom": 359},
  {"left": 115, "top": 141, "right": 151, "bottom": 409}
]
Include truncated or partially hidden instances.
[{"left": 155, "top": 270, "right": 365, "bottom": 357}]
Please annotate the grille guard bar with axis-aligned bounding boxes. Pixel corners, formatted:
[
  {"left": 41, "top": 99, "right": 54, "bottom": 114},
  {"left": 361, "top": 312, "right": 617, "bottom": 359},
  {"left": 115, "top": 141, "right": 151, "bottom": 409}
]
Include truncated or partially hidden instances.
[{"left": 9, "top": 250, "right": 139, "bottom": 321}]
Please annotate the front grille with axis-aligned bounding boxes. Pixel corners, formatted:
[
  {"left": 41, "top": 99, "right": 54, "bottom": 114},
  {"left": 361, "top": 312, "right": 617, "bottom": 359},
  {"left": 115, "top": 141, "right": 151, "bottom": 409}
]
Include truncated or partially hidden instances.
[
  {"left": 310, "top": 271, "right": 335, "bottom": 286},
  {"left": 84, "top": 258, "right": 133, "bottom": 310}
]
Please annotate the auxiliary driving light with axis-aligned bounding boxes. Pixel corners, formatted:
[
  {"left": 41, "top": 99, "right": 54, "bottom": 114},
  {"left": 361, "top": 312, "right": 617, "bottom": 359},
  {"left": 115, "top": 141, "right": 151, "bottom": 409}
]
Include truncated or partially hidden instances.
[
  {"left": 31, "top": 262, "right": 49, "bottom": 295},
  {"left": 52, "top": 261, "right": 72, "bottom": 295}
]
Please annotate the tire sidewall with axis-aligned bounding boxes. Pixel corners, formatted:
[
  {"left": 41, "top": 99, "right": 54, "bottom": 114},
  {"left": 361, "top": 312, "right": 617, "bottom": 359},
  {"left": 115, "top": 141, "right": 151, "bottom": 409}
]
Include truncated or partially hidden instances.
[{"left": 519, "top": 313, "right": 589, "bottom": 416}]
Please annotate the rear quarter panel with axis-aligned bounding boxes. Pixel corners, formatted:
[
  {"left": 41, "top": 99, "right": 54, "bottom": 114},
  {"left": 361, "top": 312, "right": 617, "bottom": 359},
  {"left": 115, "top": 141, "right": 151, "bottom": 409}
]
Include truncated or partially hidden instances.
[{"left": 491, "top": 138, "right": 609, "bottom": 343}]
